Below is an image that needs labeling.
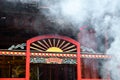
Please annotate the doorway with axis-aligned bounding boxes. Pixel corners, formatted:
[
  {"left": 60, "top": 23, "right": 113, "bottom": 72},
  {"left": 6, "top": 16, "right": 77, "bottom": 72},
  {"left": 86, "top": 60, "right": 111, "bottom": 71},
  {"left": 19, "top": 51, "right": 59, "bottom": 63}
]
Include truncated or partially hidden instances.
[{"left": 30, "top": 64, "right": 77, "bottom": 80}]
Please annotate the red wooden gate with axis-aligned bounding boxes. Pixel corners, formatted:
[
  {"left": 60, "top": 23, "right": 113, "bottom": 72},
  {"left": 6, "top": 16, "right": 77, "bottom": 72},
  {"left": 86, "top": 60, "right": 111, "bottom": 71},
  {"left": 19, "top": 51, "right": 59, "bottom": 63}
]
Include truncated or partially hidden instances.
[{"left": 26, "top": 35, "right": 81, "bottom": 80}]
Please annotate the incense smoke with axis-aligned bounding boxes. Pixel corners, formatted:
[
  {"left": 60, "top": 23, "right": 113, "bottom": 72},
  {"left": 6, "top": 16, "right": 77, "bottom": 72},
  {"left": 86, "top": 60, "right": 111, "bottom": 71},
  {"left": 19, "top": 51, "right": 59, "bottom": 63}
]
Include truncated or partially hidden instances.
[
  {"left": 40, "top": 0, "right": 120, "bottom": 79},
  {"left": 6, "top": 0, "right": 120, "bottom": 79}
]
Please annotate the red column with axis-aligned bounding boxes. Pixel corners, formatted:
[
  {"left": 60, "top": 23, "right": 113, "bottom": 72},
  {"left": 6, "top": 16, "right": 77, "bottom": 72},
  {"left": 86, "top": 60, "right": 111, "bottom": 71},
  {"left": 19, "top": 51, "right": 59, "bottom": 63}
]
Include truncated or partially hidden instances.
[
  {"left": 77, "top": 44, "right": 81, "bottom": 80},
  {"left": 26, "top": 41, "right": 30, "bottom": 80}
]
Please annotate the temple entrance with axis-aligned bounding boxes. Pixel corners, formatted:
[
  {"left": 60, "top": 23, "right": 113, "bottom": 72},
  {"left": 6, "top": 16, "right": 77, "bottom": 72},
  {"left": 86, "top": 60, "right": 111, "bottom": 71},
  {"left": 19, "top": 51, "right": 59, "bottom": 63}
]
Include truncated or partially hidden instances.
[
  {"left": 30, "top": 63, "right": 77, "bottom": 80},
  {"left": 27, "top": 35, "right": 81, "bottom": 80}
]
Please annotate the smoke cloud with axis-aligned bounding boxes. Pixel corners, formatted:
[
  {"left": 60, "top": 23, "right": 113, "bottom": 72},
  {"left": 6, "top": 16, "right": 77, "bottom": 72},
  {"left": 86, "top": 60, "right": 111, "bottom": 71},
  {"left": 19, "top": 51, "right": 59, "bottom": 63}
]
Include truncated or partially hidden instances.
[
  {"left": 6, "top": 0, "right": 120, "bottom": 79},
  {"left": 40, "top": 0, "right": 120, "bottom": 79}
]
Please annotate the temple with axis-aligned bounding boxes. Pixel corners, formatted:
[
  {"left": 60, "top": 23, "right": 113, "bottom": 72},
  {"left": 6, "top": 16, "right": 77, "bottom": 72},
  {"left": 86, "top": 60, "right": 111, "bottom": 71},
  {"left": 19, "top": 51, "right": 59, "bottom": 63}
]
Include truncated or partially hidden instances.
[
  {"left": 0, "top": 34, "right": 111, "bottom": 80},
  {"left": 0, "top": 0, "right": 111, "bottom": 80}
]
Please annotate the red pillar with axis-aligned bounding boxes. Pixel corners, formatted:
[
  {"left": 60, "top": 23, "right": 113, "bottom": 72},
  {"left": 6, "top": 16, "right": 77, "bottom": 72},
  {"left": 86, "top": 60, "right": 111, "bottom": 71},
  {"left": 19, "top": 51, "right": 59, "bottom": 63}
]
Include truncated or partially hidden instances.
[
  {"left": 26, "top": 41, "right": 30, "bottom": 80},
  {"left": 77, "top": 44, "right": 81, "bottom": 80}
]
